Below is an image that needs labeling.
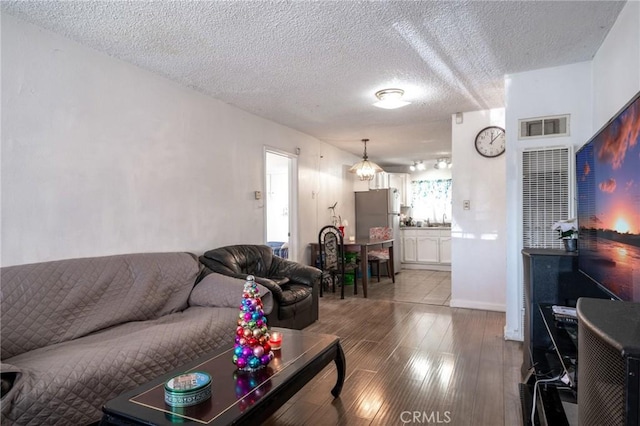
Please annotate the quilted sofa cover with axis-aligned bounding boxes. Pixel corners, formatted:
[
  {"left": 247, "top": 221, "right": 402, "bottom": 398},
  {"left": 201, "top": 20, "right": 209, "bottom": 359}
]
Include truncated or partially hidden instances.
[{"left": 0, "top": 252, "right": 256, "bottom": 425}]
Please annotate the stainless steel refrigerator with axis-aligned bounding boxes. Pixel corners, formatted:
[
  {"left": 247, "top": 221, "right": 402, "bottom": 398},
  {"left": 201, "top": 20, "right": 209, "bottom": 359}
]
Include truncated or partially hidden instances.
[{"left": 355, "top": 188, "right": 401, "bottom": 274}]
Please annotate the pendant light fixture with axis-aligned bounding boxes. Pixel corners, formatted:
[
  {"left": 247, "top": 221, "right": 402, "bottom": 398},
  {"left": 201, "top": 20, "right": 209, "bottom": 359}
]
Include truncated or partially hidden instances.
[{"left": 349, "top": 139, "right": 384, "bottom": 181}]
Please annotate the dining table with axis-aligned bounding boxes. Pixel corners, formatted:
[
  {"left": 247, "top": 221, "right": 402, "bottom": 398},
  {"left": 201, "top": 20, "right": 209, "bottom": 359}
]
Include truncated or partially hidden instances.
[{"left": 310, "top": 237, "right": 395, "bottom": 298}]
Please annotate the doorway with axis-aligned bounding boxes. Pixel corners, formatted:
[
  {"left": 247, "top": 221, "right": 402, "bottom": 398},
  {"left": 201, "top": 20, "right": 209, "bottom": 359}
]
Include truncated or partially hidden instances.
[{"left": 264, "top": 148, "right": 298, "bottom": 261}]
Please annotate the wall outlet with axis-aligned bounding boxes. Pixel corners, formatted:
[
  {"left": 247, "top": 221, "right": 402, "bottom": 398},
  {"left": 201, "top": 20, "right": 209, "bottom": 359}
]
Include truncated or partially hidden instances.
[
  {"left": 254, "top": 191, "right": 262, "bottom": 200},
  {"left": 463, "top": 200, "right": 471, "bottom": 210}
]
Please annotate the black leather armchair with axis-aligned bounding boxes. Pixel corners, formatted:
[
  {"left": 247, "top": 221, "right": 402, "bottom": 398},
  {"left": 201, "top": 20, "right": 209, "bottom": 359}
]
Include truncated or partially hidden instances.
[{"left": 199, "top": 245, "right": 321, "bottom": 330}]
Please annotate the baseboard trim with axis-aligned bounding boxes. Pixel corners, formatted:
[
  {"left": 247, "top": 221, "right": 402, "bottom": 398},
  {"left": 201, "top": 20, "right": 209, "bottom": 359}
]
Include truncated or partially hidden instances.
[
  {"left": 504, "top": 326, "right": 524, "bottom": 341},
  {"left": 449, "top": 299, "right": 506, "bottom": 312},
  {"left": 400, "top": 263, "right": 451, "bottom": 272}
]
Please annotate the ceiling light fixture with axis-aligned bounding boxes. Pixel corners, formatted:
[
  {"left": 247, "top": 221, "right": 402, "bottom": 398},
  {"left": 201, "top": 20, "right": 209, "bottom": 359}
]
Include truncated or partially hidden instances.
[
  {"left": 373, "top": 88, "right": 410, "bottom": 109},
  {"left": 434, "top": 157, "right": 452, "bottom": 169},
  {"left": 349, "top": 139, "right": 384, "bottom": 181},
  {"left": 410, "top": 161, "right": 427, "bottom": 172}
]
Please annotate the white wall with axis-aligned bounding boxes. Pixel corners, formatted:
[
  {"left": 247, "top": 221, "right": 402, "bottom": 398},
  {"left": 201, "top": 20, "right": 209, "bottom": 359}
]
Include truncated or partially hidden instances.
[
  {"left": 504, "top": 61, "right": 592, "bottom": 340},
  {"left": 450, "top": 109, "right": 506, "bottom": 312},
  {"left": 592, "top": 0, "right": 640, "bottom": 127},
  {"left": 503, "top": 0, "right": 640, "bottom": 341},
  {"left": 1, "top": 14, "right": 359, "bottom": 266}
]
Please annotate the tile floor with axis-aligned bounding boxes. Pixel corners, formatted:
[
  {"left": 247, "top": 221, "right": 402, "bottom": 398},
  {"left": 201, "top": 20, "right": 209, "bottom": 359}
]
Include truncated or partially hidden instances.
[{"left": 327, "top": 268, "right": 451, "bottom": 306}]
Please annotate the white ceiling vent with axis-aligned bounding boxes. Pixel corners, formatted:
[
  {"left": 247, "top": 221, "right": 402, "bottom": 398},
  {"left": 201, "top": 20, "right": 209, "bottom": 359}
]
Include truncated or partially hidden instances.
[{"left": 518, "top": 114, "right": 570, "bottom": 139}]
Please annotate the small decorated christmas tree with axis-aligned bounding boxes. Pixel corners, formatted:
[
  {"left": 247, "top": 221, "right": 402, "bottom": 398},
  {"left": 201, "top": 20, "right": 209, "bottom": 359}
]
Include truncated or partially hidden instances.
[{"left": 233, "top": 275, "right": 274, "bottom": 371}]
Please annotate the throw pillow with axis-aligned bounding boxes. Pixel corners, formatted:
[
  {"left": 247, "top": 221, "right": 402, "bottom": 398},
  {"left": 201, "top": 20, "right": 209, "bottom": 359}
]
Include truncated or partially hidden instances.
[{"left": 188, "top": 272, "right": 274, "bottom": 314}]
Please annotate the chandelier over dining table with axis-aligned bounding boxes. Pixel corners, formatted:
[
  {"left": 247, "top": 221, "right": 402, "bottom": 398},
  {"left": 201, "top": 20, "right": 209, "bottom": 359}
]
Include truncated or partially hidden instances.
[{"left": 348, "top": 139, "right": 384, "bottom": 181}]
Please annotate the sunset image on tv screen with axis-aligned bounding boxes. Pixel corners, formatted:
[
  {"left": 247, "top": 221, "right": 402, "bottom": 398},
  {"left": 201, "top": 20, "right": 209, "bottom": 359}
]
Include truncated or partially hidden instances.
[{"left": 577, "top": 93, "right": 640, "bottom": 301}]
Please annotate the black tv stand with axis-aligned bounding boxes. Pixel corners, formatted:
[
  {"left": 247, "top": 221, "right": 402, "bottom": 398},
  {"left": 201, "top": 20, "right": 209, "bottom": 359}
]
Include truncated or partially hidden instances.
[
  {"left": 520, "top": 249, "right": 611, "bottom": 425},
  {"left": 520, "top": 303, "right": 578, "bottom": 425},
  {"left": 540, "top": 305, "right": 578, "bottom": 387}
]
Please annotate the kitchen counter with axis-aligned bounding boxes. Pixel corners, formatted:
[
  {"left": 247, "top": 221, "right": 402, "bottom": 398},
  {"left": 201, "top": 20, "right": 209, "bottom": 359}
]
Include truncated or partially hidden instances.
[
  {"left": 401, "top": 226, "right": 451, "bottom": 230},
  {"left": 400, "top": 227, "right": 451, "bottom": 271}
]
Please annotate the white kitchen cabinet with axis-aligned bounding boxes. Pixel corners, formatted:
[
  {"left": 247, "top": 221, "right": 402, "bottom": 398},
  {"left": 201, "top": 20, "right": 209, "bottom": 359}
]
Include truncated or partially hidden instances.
[
  {"left": 369, "top": 172, "right": 390, "bottom": 190},
  {"left": 389, "top": 173, "right": 411, "bottom": 206},
  {"left": 416, "top": 235, "right": 439, "bottom": 263},
  {"left": 439, "top": 237, "right": 452, "bottom": 264},
  {"left": 402, "top": 234, "right": 417, "bottom": 262},
  {"left": 400, "top": 228, "right": 451, "bottom": 270},
  {"left": 356, "top": 173, "right": 411, "bottom": 206}
]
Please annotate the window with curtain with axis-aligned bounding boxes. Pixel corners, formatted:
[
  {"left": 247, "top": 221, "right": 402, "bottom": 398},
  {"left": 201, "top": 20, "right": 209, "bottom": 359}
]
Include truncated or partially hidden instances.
[{"left": 410, "top": 179, "right": 452, "bottom": 224}]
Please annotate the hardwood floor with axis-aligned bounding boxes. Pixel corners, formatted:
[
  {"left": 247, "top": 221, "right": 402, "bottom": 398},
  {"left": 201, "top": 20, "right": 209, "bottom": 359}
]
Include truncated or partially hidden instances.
[{"left": 265, "top": 270, "right": 523, "bottom": 425}]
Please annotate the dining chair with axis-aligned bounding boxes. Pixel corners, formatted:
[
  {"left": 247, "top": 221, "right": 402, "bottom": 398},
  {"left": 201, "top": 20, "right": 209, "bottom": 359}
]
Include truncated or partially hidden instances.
[
  {"left": 368, "top": 227, "right": 392, "bottom": 282},
  {"left": 318, "top": 225, "right": 359, "bottom": 299}
]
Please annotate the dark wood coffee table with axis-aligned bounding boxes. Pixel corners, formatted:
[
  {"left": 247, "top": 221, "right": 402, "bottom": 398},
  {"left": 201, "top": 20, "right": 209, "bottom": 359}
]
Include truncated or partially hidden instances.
[{"left": 100, "top": 328, "right": 345, "bottom": 425}]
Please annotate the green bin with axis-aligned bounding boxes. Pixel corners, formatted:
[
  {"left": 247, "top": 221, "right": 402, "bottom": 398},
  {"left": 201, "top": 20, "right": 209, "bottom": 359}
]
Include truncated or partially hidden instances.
[{"left": 343, "top": 252, "right": 358, "bottom": 285}]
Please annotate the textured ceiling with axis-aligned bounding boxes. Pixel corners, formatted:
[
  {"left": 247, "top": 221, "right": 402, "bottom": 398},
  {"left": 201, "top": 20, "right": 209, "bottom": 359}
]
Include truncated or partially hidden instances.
[{"left": 1, "top": 1, "right": 625, "bottom": 168}]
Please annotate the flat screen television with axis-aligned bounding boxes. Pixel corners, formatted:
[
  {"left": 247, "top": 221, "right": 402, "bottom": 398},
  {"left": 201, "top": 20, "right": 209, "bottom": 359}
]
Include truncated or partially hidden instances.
[{"left": 576, "top": 91, "right": 640, "bottom": 302}]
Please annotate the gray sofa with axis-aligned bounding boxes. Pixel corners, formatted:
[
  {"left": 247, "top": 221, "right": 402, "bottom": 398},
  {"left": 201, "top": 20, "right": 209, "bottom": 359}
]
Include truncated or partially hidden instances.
[{"left": 0, "top": 252, "right": 271, "bottom": 425}]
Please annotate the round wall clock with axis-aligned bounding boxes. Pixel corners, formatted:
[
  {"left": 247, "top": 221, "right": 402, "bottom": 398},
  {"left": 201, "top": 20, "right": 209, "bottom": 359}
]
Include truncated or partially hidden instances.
[{"left": 475, "top": 126, "right": 506, "bottom": 158}]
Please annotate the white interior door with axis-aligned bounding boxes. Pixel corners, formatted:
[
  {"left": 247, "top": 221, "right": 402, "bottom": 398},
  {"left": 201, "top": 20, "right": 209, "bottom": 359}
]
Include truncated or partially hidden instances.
[{"left": 265, "top": 148, "right": 298, "bottom": 261}]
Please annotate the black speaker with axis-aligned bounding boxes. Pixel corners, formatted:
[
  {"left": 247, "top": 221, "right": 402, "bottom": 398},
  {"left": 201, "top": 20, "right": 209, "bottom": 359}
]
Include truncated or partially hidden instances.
[{"left": 577, "top": 298, "right": 640, "bottom": 426}]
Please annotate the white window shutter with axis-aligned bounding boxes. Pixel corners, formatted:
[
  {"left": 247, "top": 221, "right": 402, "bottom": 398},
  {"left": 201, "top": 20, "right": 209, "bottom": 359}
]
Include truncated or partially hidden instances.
[{"left": 522, "top": 147, "right": 571, "bottom": 249}]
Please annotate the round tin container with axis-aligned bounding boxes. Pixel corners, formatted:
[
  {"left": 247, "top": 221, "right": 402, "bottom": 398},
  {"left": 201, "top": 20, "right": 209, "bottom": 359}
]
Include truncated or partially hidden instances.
[{"left": 164, "top": 371, "right": 212, "bottom": 408}]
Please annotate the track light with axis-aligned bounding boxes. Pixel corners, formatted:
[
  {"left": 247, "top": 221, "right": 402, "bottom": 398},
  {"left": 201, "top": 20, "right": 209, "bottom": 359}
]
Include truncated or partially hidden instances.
[
  {"left": 434, "top": 158, "right": 452, "bottom": 169},
  {"left": 410, "top": 161, "right": 426, "bottom": 172}
]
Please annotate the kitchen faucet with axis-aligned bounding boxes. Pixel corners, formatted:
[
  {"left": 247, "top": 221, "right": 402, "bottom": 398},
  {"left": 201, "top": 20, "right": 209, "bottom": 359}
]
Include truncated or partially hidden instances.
[{"left": 443, "top": 213, "right": 447, "bottom": 224}]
